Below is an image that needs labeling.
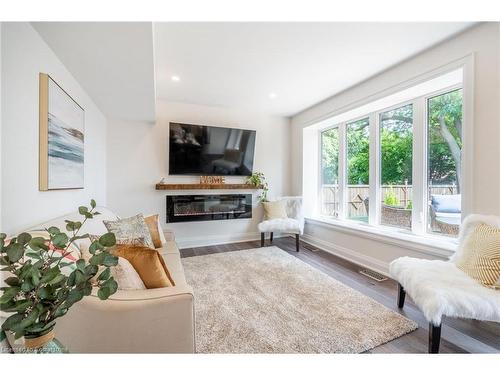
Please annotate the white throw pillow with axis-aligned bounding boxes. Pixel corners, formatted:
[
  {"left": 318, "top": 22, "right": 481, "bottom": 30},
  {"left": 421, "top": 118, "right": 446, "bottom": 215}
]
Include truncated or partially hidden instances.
[
  {"left": 79, "top": 241, "right": 146, "bottom": 290},
  {"left": 112, "top": 257, "right": 146, "bottom": 290}
]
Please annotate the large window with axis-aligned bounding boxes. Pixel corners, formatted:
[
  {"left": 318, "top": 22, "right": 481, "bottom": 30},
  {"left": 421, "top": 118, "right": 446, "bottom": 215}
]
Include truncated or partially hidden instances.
[{"left": 319, "top": 86, "right": 463, "bottom": 238}]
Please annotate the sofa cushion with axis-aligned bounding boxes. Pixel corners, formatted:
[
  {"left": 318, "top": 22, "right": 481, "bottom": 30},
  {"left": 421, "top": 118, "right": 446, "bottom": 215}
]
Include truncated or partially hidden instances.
[
  {"left": 163, "top": 253, "right": 187, "bottom": 285},
  {"left": 163, "top": 229, "right": 175, "bottom": 242},
  {"left": 157, "top": 240, "right": 180, "bottom": 255}
]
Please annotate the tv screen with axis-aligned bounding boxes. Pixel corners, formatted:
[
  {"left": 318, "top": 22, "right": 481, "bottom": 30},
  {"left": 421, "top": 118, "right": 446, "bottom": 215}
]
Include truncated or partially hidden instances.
[{"left": 169, "top": 123, "right": 256, "bottom": 176}]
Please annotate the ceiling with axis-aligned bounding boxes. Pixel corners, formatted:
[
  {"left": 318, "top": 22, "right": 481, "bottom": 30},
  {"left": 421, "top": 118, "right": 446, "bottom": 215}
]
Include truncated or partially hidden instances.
[
  {"left": 32, "top": 22, "right": 156, "bottom": 122},
  {"left": 154, "top": 22, "right": 474, "bottom": 117},
  {"left": 32, "top": 22, "right": 475, "bottom": 121}
]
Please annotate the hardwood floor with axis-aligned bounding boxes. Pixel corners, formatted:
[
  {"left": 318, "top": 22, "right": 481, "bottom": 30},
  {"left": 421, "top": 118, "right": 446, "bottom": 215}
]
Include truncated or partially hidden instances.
[{"left": 181, "top": 236, "right": 500, "bottom": 353}]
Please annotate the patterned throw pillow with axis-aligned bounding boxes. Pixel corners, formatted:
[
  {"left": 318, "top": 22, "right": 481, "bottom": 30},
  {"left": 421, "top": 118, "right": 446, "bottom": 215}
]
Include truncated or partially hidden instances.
[
  {"left": 22, "top": 231, "right": 78, "bottom": 275},
  {"left": 456, "top": 223, "right": 500, "bottom": 287},
  {"left": 103, "top": 214, "right": 154, "bottom": 249},
  {"left": 88, "top": 234, "right": 147, "bottom": 247}
]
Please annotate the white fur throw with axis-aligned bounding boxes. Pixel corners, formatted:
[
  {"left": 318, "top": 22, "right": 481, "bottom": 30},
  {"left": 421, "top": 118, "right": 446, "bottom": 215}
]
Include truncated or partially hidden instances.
[
  {"left": 258, "top": 218, "right": 302, "bottom": 234},
  {"left": 390, "top": 257, "right": 500, "bottom": 325},
  {"left": 390, "top": 214, "right": 500, "bottom": 325}
]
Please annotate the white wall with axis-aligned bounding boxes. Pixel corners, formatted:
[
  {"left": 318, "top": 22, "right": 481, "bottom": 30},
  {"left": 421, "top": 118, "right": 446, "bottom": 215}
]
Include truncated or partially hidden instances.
[
  {"left": 1, "top": 23, "right": 108, "bottom": 234},
  {"left": 291, "top": 23, "right": 500, "bottom": 274},
  {"left": 107, "top": 100, "right": 291, "bottom": 248},
  {"left": 0, "top": 22, "right": 3, "bottom": 232}
]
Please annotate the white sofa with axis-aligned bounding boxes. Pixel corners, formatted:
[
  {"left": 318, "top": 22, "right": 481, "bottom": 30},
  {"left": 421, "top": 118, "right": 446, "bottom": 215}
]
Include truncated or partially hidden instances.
[{"left": 8, "top": 207, "right": 195, "bottom": 353}]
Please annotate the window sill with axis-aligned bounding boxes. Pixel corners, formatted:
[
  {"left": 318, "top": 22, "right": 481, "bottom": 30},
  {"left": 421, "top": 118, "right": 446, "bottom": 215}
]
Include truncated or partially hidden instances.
[{"left": 305, "top": 216, "right": 458, "bottom": 259}]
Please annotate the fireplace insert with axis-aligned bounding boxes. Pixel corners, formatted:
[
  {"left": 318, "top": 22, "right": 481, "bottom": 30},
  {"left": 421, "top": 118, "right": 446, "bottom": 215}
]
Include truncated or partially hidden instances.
[{"left": 166, "top": 194, "right": 252, "bottom": 223}]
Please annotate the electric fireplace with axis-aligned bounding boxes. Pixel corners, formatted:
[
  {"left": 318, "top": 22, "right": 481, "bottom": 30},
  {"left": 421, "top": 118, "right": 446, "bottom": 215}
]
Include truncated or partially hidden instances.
[{"left": 166, "top": 194, "right": 252, "bottom": 223}]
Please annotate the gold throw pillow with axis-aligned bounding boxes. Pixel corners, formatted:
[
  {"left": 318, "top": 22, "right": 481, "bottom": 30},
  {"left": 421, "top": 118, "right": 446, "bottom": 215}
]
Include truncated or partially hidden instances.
[
  {"left": 262, "top": 200, "right": 287, "bottom": 220},
  {"left": 111, "top": 245, "right": 175, "bottom": 289},
  {"left": 144, "top": 214, "right": 163, "bottom": 249},
  {"left": 456, "top": 223, "right": 500, "bottom": 287}
]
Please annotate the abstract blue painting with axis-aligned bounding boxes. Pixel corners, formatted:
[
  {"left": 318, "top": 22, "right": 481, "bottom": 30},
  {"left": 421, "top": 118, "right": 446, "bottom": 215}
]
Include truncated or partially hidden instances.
[{"left": 40, "top": 75, "right": 84, "bottom": 190}]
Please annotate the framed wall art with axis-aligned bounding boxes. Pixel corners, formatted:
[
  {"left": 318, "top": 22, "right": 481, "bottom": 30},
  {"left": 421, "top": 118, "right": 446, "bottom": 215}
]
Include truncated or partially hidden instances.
[{"left": 39, "top": 73, "right": 85, "bottom": 190}]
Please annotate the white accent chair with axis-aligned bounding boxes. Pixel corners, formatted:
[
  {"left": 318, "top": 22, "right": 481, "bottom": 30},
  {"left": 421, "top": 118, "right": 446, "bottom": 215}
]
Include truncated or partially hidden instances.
[
  {"left": 258, "top": 197, "right": 304, "bottom": 252},
  {"left": 390, "top": 214, "right": 500, "bottom": 353}
]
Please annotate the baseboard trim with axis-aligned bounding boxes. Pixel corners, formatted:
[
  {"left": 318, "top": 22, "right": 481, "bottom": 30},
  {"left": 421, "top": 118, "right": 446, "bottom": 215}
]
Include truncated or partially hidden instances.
[
  {"left": 301, "top": 234, "right": 391, "bottom": 277},
  {"left": 177, "top": 232, "right": 284, "bottom": 249}
]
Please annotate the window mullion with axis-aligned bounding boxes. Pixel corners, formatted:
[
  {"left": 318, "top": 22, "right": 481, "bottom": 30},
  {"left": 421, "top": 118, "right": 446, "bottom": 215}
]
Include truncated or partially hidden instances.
[
  {"left": 368, "top": 112, "right": 379, "bottom": 226},
  {"left": 338, "top": 123, "right": 347, "bottom": 220}
]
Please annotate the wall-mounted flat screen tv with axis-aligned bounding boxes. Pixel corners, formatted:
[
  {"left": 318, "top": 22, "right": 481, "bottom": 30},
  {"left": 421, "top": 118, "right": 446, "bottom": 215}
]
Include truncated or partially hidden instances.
[{"left": 169, "top": 122, "right": 256, "bottom": 176}]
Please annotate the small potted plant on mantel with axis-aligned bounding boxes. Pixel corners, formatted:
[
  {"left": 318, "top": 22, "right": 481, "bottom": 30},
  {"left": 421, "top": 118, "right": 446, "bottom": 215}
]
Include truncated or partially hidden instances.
[
  {"left": 0, "top": 200, "right": 118, "bottom": 353},
  {"left": 247, "top": 172, "right": 269, "bottom": 203}
]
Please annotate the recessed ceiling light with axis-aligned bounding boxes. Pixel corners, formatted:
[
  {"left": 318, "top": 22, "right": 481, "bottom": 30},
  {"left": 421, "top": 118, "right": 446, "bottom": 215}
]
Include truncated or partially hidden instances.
[
  {"left": 171, "top": 75, "right": 180, "bottom": 82},
  {"left": 269, "top": 92, "right": 277, "bottom": 99}
]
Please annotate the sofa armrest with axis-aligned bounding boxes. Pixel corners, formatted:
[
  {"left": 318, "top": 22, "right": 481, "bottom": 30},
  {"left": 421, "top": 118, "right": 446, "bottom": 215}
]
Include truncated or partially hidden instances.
[
  {"left": 163, "top": 229, "right": 175, "bottom": 242},
  {"left": 54, "top": 285, "right": 195, "bottom": 353}
]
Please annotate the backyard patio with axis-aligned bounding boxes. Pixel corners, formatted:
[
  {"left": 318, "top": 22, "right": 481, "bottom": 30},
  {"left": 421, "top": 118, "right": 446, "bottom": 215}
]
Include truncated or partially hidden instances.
[{"left": 320, "top": 184, "right": 461, "bottom": 236}]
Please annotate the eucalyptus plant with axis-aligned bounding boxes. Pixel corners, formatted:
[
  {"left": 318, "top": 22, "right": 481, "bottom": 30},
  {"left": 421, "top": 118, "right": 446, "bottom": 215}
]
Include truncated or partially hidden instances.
[
  {"left": 0, "top": 200, "right": 118, "bottom": 340},
  {"left": 246, "top": 172, "right": 269, "bottom": 202}
]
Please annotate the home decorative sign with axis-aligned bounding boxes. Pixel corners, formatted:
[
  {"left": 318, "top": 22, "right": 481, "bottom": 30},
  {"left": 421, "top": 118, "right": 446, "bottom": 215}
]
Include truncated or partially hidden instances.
[
  {"left": 200, "top": 176, "right": 226, "bottom": 184},
  {"left": 39, "top": 73, "right": 85, "bottom": 191}
]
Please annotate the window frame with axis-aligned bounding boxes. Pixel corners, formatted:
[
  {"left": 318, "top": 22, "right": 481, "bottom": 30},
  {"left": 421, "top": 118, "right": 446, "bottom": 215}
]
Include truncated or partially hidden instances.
[
  {"left": 376, "top": 100, "right": 415, "bottom": 229},
  {"left": 422, "top": 84, "right": 463, "bottom": 236},
  {"left": 318, "top": 83, "right": 463, "bottom": 240},
  {"left": 319, "top": 126, "right": 341, "bottom": 218}
]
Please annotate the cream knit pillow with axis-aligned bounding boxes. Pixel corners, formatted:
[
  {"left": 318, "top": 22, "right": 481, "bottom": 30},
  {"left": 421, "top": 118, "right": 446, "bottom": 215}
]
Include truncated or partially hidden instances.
[{"left": 262, "top": 201, "right": 288, "bottom": 220}]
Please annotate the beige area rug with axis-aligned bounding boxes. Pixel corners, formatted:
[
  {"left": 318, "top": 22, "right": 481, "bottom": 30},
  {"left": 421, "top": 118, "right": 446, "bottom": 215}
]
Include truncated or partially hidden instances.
[{"left": 182, "top": 247, "right": 417, "bottom": 353}]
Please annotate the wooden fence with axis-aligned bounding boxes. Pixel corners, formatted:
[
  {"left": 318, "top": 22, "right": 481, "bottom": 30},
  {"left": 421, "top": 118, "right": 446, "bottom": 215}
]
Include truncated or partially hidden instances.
[{"left": 321, "top": 184, "right": 459, "bottom": 218}]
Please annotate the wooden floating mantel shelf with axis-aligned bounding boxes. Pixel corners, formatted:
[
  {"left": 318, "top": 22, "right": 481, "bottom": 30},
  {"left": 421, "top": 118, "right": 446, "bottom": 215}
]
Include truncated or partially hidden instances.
[{"left": 155, "top": 183, "right": 263, "bottom": 191}]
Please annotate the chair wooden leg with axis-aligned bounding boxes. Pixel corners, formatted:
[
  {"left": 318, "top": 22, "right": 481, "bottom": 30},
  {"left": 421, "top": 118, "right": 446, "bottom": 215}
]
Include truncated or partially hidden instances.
[
  {"left": 295, "top": 234, "right": 300, "bottom": 252},
  {"left": 260, "top": 232, "right": 265, "bottom": 247},
  {"left": 397, "top": 283, "right": 406, "bottom": 308},
  {"left": 428, "top": 322, "right": 442, "bottom": 353},
  {"left": 270, "top": 232, "right": 273, "bottom": 243}
]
